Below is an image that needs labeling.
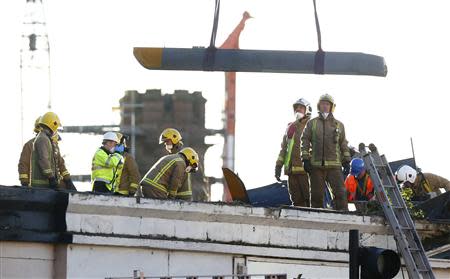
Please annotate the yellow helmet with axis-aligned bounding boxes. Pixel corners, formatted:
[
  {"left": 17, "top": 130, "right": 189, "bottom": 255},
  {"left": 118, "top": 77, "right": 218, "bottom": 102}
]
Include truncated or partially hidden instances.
[
  {"left": 116, "top": 132, "right": 128, "bottom": 147},
  {"left": 39, "top": 112, "right": 62, "bottom": 133},
  {"left": 317, "top": 94, "right": 336, "bottom": 113},
  {"left": 34, "top": 116, "right": 42, "bottom": 133},
  {"left": 179, "top": 147, "right": 199, "bottom": 167},
  {"left": 159, "top": 128, "right": 182, "bottom": 145},
  {"left": 116, "top": 132, "right": 124, "bottom": 143}
]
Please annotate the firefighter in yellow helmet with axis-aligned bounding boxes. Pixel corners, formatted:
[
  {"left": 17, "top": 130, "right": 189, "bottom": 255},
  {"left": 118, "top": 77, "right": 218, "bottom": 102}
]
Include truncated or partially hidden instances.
[
  {"left": 18, "top": 117, "right": 41, "bottom": 186},
  {"left": 160, "top": 128, "right": 183, "bottom": 153},
  {"left": 160, "top": 128, "right": 195, "bottom": 201},
  {"left": 275, "top": 98, "right": 312, "bottom": 207},
  {"left": 160, "top": 128, "right": 207, "bottom": 201},
  {"left": 91, "top": 132, "right": 124, "bottom": 193},
  {"left": 140, "top": 147, "right": 199, "bottom": 199},
  {"left": 30, "top": 112, "right": 63, "bottom": 188},
  {"left": 301, "top": 94, "right": 351, "bottom": 210},
  {"left": 113, "top": 132, "right": 141, "bottom": 196}
]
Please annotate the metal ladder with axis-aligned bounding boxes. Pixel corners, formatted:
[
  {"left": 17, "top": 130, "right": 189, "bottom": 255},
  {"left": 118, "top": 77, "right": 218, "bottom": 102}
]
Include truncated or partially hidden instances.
[{"left": 360, "top": 147, "right": 435, "bottom": 279}]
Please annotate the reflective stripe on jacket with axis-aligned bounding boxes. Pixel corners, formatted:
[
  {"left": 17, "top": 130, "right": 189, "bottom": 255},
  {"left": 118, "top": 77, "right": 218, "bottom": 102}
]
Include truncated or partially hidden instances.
[
  {"left": 345, "top": 173, "right": 374, "bottom": 201},
  {"left": 276, "top": 117, "right": 309, "bottom": 175},
  {"left": 301, "top": 113, "right": 351, "bottom": 168},
  {"left": 115, "top": 152, "right": 141, "bottom": 195},
  {"left": 140, "top": 154, "right": 186, "bottom": 198},
  {"left": 176, "top": 173, "right": 192, "bottom": 200},
  {"left": 18, "top": 138, "right": 34, "bottom": 184},
  {"left": 31, "top": 130, "right": 58, "bottom": 186}
]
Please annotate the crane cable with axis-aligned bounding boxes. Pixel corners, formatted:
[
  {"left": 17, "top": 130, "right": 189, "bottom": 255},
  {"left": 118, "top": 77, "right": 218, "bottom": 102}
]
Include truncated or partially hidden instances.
[{"left": 205, "top": 0, "right": 325, "bottom": 74}]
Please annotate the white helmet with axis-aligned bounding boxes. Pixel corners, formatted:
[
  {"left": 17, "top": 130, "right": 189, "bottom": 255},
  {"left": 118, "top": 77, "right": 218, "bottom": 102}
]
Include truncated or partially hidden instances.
[
  {"left": 103, "top": 131, "right": 120, "bottom": 143},
  {"left": 293, "top": 98, "right": 312, "bottom": 116},
  {"left": 396, "top": 165, "right": 417, "bottom": 184}
]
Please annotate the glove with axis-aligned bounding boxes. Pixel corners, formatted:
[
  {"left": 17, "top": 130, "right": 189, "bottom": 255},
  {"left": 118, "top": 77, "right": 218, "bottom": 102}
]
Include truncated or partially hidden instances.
[
  {"left": 115, "top": 144, "right": 125, "bottom": 154},
  {"left": 275, "top": 165, "right": 282, "bottom": 182},
  {"left": 64, "top": 178, "right": 77, "bottom": 191},
  {"left": 20, "top": 181, "right": 29, "bottom": 187},
  {"left": 302, "top": 159, "right": 312, "bottom": 174},
  {"left": 342, "top": 161, "right": 350, "bottom": 176},
  {"left": 48, "top": 176, "right": 58, "bottom": 189}
]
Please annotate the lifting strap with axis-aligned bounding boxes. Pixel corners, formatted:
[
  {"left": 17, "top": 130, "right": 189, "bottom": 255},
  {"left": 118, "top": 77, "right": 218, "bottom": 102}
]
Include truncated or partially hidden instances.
[
  {"left": 209, "top": 0, "right": 221, "bottom": 48},
  {"left": 204, "top": 0, "right": 221, "bottom": 70},
  {"left": 312, "top": 0, "right": 325, "bottom": 74}
]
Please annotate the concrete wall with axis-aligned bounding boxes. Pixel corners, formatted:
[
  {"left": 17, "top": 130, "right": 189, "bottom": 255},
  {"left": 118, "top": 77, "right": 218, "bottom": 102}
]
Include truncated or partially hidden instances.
[
  {"left": 66, "top": 193, "right": 399, "bottom": 260},
  {"left": 0, "top": 241, "right": 54, "bottom": 279},
  {"left": 63, "top": 244, "right": 233, "bottom": 279},
  {"left": 1, "top": 193, "right": 448, "bottom": 278},
  {"left": 2, "top": 241, "right": 449, "bottom": 279}
]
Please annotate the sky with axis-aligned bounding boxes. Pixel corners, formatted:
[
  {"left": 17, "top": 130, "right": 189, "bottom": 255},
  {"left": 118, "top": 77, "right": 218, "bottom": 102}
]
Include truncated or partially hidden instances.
[{"left": 1, "top": 0, "right": 450, "bottom": 201}]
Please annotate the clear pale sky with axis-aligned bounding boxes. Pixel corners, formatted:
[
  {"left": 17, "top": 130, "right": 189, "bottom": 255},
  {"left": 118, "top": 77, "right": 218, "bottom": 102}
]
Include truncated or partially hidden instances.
[{"left": 1, "top": 0, "right": 449, "bottom": 201}]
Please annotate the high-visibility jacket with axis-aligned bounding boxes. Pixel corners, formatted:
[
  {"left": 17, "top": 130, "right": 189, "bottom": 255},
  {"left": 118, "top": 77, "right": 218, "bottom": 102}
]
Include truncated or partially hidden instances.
[
  {"left": 91, "top": 147, "right": 123, "bottom": 192},
  {"left": 140, "top": 154, "right": 187, "bottom": 198},
  {"left": 114, "top": 152, "right": 141, "bottom": 196},
  {"left": 301, "top": 113, "right": 351, "bottom": 168},
  {"left": 276, "top": 117, "right": 309, "bottom": 175},
  {"left": 176, "top": 173, "right": 192, "bottom": 201},
  {"left": 345, "top": 173, "right": 374, "bottom": 201},
  {"left": 18, "top": 137, "right": 35, "bottom": 185},
  {"left": 30, "top": 130, "right": 59, "bottom": 187}
]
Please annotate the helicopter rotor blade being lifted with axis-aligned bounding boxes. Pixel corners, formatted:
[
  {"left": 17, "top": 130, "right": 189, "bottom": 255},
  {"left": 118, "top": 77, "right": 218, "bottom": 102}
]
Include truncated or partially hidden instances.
[
  {"left": 133, "top": 47, "right": 387, "bottom": 77},
  {"left": 133, "top": 0, "right": 387, "bottom": 77}
]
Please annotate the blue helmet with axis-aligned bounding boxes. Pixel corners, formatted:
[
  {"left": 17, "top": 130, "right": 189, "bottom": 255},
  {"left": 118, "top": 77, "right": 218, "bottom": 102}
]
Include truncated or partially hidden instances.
[{"left": 350, "top": 158, "right": 365, "bottom": 176}]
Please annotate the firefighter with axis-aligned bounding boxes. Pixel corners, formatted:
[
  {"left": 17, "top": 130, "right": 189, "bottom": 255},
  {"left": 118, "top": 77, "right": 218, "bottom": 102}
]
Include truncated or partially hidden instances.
[
  {"left": 160, "top": 128, "right": 192, "bottom": 201},
  {"left": 114, "top": 132, "right": 141, "bottom": 196},
  {"left": 51, "top": 133, "right": 77, "bottom": 191},
  {"left": 301, "top": 94, "right": 351, "bottom": 210},
  {"left": 160, "top": 128, "right": 183, "bottom": 153},
  {"left": 160, "top": 128, "right": 208, "bottom": 201},
  {"left": 30, "top": 112, "right": 62, "bottom": 188},
  {"left": 140, "top": 147, "right": 199, "bottom": 199},
  {"left": 396, "top": 165, "right": 450, "bottom": 200},
  {"left": 344, "top": 158, "right": 374, "bottom": 202},
  {"left": 91, "top": 132, "right": 124, "bottom": 193},
  {"left": 18, "top": 117, "right": 41, "bottom": 186},
  {"left": 275, "top": 98, "right": 312, "bottom": 207}
]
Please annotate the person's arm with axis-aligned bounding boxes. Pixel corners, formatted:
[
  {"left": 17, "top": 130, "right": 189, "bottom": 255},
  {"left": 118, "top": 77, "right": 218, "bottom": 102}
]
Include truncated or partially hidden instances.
[
  {"left": 301, "top": 121, "right": 313, "bottom": 161},
  {"left": 276, "top": 133, "right": 288, "bottom": 166},
  {"left": 168, "top": 161, "right": 185, "bottom": 198},
  {"left": 58, "top": 149, "right": 70, "bottom": 179},
  {"left": 425, "top": 173, "right": 450, "bottom": 192},
  {"left": 35, "top": 137, "right": 54, "bottom": 178},
  {"left": 106, "top": 153, "right": 123, "bottom": 168},
  {"left": 275, "top": 132, "right": 288, "bottom": 180},
  {"left": 339, "top": 123, "right": 351, "bottom": 163},
  {"left": 127, "top": 155, "right": 141, "bottom": 194},
  {"left": 18, "top": 140, "right": 32, "bottom": 186}
]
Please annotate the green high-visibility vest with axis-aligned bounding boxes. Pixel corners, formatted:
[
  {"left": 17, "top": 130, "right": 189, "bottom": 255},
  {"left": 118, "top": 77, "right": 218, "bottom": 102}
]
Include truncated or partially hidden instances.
[{"left": 91, "top": 148, "right": 123, "bottom": 191}]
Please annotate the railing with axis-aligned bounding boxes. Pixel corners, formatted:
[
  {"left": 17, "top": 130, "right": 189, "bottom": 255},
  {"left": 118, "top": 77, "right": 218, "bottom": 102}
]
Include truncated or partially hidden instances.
[{"left": 106, "top": 271, "right": 289, "bottom": 279}]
